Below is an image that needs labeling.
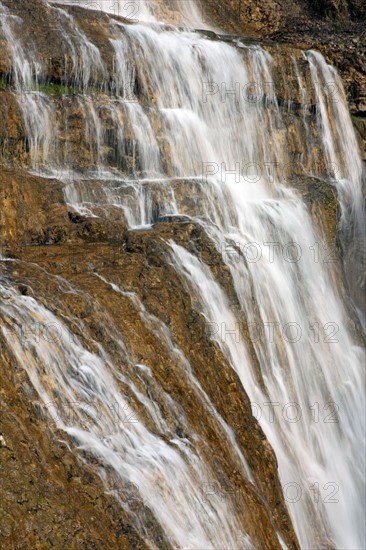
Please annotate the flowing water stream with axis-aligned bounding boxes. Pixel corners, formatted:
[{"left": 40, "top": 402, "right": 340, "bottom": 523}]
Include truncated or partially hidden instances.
[{"left": 0, "top": 0, "right": 365, "bottom": 547}]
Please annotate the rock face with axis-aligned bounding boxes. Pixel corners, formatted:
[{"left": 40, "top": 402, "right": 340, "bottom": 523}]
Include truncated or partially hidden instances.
[{"left": 0, "top": 1, "right": 364, "bottom": 549}]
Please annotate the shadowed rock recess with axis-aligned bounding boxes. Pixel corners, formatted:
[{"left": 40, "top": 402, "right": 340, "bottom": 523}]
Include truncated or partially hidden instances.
[{"left": 0, "top": 1, "right": 365, "bottom": 549}]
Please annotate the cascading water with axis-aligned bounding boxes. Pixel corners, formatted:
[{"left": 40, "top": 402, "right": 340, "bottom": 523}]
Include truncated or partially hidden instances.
[
  {"left": 0, "top": 278, "right": 254, "bottom": 549},
  {"left": 0, "top": 0, "right": 365, "bottom": 548},
  {"left": 307, "top": 50, "right": 366, "bottom": 330},
  {"left": 0, "top": 4, "right": 57, "bottom": 166}
]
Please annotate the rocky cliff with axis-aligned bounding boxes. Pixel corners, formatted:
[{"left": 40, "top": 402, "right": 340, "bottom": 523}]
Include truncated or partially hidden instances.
[{"left": 0, "top": 1, "right": 364, "bottom": 548}]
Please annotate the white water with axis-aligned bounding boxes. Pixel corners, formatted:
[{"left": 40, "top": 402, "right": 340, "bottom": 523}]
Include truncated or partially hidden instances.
[
  {"left": 1, "top": 0, "right": 365, "bottom": 547},
  {"left": 0, "top": 278, "right": 252, "bottom": 549},
  {"left": 170, "top": 236, "right": 365, "bottom": 548},
  {"left": 307, "top": 50, "right": 366, "bottom": 330},
  {"left": 0, "top": 3, "right": 57, "bottom": 166},
  {"left": 307, "top": 50, "right": 364, "bottom": 227}
]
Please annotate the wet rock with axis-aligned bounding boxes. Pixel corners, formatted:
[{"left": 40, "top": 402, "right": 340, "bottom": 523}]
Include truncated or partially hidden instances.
[
  {"left": 0, "top": 165, "right": 301, "bottom": 549},
  {"left": 288, "top": 174, "right": 339, "bottom": 246}
]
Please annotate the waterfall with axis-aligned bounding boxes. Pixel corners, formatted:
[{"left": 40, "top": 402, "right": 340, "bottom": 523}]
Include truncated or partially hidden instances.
[
  {"left": 1, "top": 0, "right": 364, "bottom": 548},
  {"left": 170, "top": 239, "right": 364, "bottom": 548},
  {"left": 0, "top": 278, "right": 253, "bottom": 549},
  {"left": 0, "top": 3, "right": 57, "bottom": 167},
  {"left": 307, "top": 50, "right": 366, "bottom": 330}
]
